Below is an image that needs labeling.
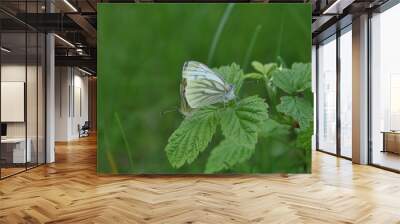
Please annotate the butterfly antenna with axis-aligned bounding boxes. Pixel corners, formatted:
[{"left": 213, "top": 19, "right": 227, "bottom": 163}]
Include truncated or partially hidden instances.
[{"left": 160, "top": 107, "right": 178, "bottom": 116}]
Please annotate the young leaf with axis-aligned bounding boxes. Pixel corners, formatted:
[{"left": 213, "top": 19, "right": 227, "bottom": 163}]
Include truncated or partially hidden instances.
[
  {"left": 205, "top": 139, "right": 255, "bottom": 173},
  {"left": 213, "top": 63, "right": 244, "bottom": 94},
  {"left": 295, "top": 122, "right": 313, "bottom": 173},
  {"left": 295, "top": 122, "right": 313, "bottom": 150},
  {"left": 251, "top": 61, "right": 265, "bottom": 74},
  {"left": 165, "top": 107, "right": 218, "bottom": 168},
  {"left": 244, "top": 72, "right": 264, "bottom": 80},
  {"left": 220, "top": 96, "right": 268, "bottom": 147},
  {"left": 250, "top": 61, "right": 277, "bottom": 77},
  {"left": 272, "top": 63, "right": 311, "bottom": 94},
  {"left": 258, "top": 118, "right": 291, "bottom": 140},
  {"left": 262, "top": 63, "right": 278, "bottom": 77},
  {"left": 277, "top": 96, "right": 313, "bottom": 128}
]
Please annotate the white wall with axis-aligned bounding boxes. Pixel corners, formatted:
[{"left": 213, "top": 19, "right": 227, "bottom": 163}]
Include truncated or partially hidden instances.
[
  {"left": 1, "top": 65, "right": 27, "bottom": 141},
  {"left": 1, "top": 63, "right": 46, "bottom": 164},
  {"left": 55, "top": 67, "right": 70, "bottom": 141},
  {"left": 72, "top": 73, "right": 89, "bottom": 138},
  {"left": 1, "top": 65, "right": 37, "bottom": 137},
  {"left": 55, "top": 67, "right": 89, "bottom": 141},
  {"left": 312, "top": 45, "right": 316, "bottom": 151}
]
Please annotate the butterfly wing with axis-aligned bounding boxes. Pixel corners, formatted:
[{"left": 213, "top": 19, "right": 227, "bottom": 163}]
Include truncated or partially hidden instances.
[
  {"left": 182, "top": 61, "right": 226, "bottom": 85},
  {"left": 179, "top": 78, "right": 194, "bottom": 116},
  {"left": 182, "top": 61, "right": 231, "bottom": 109}
]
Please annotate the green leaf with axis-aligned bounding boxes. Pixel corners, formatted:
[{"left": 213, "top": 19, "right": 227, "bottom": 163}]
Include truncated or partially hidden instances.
[
  {"left": 295, "top": 123, "right": 313, "bottom": 150},
  {"left": 244, "top": 72, "right": 264, "bottom": 80},
  {"left": 213, "top": 63, "right": 244, "bottom": 94},
  {"left": 258, "top": 118, "right": 291, "bottom": 140},
  {"left": 250, "top": 61, "right": 277, "bottom": 77},
  {"left": 165, "top": 107, "right": 218, "bottom": 168},
  {"left": 220, "top": 96, "right": 268, "bottom": 147},
  {"left": 252, "top": 61, "right": 265, "bottom": 73},
  {"left": 295, "top": 123, "right": 313, "bottom": 173},
  {"left": 272, "top": 62, "right": 311, "bottom": 94},
  {"left": 277, "top": 96, "right": 313, "bottom": 128},
  {"left": 262, "top": 63, "right": 278, "bottom": 77},
  {"left": 205, "top": 139, "right": 255, "bottom": 173}
]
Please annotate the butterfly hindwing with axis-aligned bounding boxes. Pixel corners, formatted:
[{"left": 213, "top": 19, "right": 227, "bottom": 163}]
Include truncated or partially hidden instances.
[
  {"left": 179, "top": 78, "right": 194, "bottom": 116},
  {"left": 183, "top": 61, "right": 226, "bottom": 86},
  {"left": 185, "top": 79, "right": 226, "bottom": 108}
]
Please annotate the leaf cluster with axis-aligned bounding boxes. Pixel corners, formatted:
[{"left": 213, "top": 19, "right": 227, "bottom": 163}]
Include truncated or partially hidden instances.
[{"left": 165, "top": 61, "right": 313, "bottom": 173}]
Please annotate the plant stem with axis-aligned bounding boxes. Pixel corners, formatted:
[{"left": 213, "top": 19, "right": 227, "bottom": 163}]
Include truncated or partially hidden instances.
[
  {"left": 207, "top": 4, "right": 234, "bottom": 65},
  {"left": 275, "top": 13, "right": 285, "bottom": 64},
  {"left": 114, "top": 112, "right": 135, "bottom": 169},
  {"left": 242, "top": 24, "right": 262, "bottom": 71}
]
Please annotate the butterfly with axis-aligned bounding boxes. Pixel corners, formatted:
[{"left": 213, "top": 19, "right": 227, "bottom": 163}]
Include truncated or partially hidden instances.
[{"left": 180, "top": 61, "right": 236, "bottom": 116}]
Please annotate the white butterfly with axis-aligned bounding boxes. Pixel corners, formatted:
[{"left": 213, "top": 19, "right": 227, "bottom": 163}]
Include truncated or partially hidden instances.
[{"left": 180, "top": 61, "right": 235, "bottom": 116}]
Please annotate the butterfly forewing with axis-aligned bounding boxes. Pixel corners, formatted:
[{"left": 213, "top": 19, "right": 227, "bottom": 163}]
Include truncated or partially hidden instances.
[{"left": 183, "top": 61, "right": 226, "bottom": 85}]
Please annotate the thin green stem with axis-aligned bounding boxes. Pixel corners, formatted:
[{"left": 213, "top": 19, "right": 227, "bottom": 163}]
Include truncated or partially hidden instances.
[
  {"left": 243, "top": 73, "right": 256, "bottom": 80},
  {"left": 207, "top": 4, "right": 234, "bottom": 65},
  {"left": 242, "top": 24, "right": 262, "bottom": 71},
  {"left": 114, "top": 112, "right": 135, "bottom": 169},
  {"left": 275, "top": 13, "right": 285, "bottom": 64}
]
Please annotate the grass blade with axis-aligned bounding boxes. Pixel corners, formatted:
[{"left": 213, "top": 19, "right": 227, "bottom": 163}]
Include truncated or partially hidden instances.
[
  {"left": 114, "top": 112, "right": 135, "bottom": 169},
  {"left": 242, "top": 24, "right": 262, "bottom": 71},
  {"left": 207, "top": 3, "right": 235, "bottom": 65}
]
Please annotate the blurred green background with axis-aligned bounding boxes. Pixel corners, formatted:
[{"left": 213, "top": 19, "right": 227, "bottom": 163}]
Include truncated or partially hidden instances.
[{"left": 98, "top": 3, "right": 311, "bottom": 174}]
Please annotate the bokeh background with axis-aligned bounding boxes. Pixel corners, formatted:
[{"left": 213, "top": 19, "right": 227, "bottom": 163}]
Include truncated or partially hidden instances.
[{"left": 98, "top": 3, "right": 311, "bottom": 173}]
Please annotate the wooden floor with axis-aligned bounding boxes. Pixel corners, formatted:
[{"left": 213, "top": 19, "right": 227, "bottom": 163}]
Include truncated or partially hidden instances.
[
  {"left": 372, "top": 150, "right": 400, "bottom": 171},
  {"left": 1, "top": 167, "right": 26, "bottom": 178},
  {"left": 1, "top": 135, "right": 400, "bottom": 224}
]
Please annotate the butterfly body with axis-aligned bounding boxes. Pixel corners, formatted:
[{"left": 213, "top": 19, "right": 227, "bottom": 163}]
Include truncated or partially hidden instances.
[{"left": 180, "top": 61, "right": 236, "bottom": 116}]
